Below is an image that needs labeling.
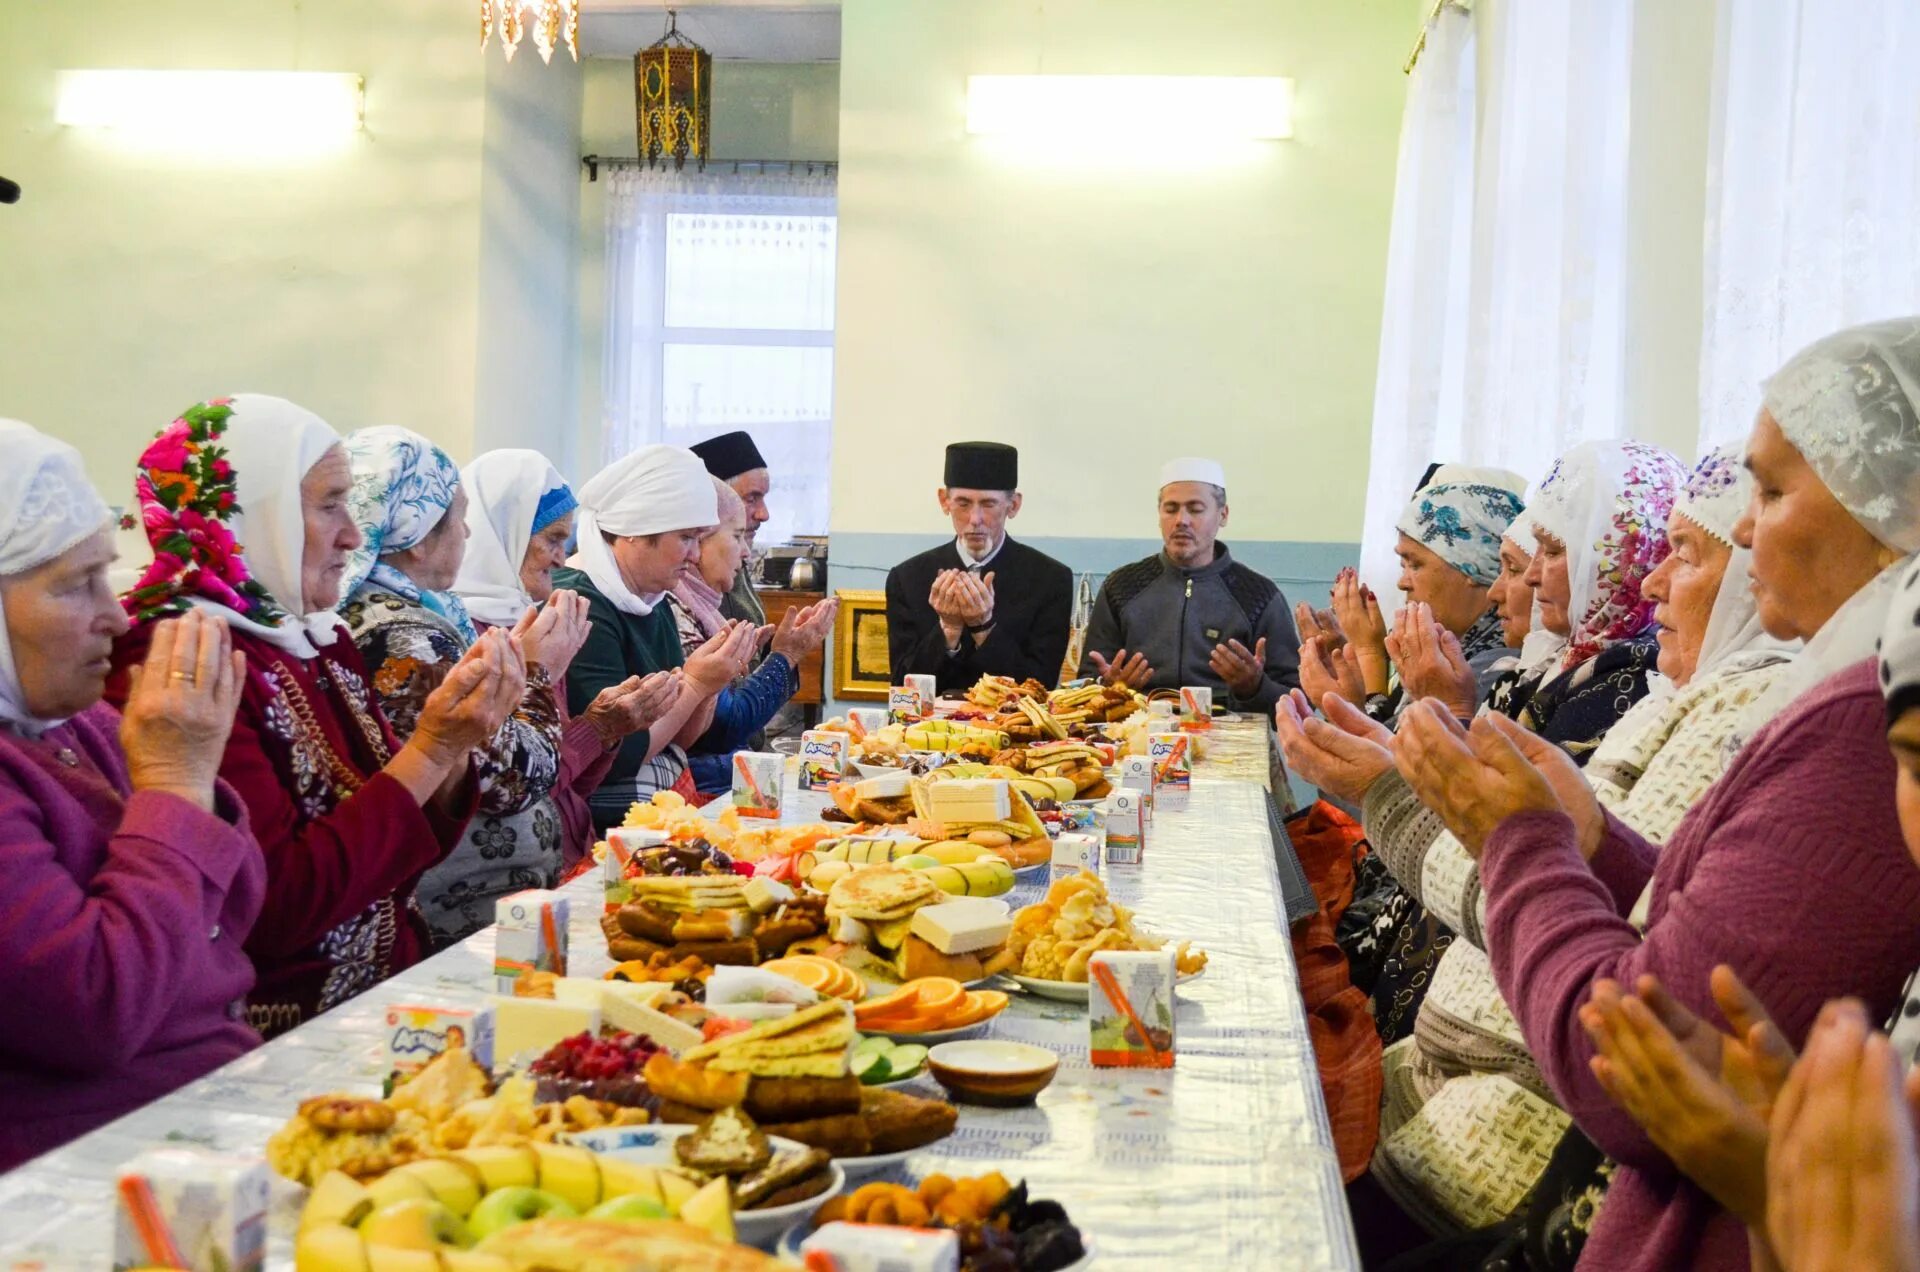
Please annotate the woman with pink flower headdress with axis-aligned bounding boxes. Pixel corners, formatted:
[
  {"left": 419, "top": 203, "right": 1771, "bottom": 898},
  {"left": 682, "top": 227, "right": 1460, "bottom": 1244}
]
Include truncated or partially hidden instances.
[
  {"left": 0, "top": 419, "right": 262, "bottom": 1168},
  {"left": 111, "top": 395, "right": 525, "bottom": 1038}
]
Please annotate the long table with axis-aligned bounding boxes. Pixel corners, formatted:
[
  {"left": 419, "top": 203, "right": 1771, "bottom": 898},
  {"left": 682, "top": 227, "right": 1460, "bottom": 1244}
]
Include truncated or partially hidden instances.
[{"left": 0, "top": 724, "right": 1356, "bottom": 1269}]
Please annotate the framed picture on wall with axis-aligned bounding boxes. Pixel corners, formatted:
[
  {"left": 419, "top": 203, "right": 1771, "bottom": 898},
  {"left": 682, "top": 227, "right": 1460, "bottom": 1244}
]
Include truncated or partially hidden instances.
[{"left": 832, "top": 589, "right": 891, "bottom": 700}]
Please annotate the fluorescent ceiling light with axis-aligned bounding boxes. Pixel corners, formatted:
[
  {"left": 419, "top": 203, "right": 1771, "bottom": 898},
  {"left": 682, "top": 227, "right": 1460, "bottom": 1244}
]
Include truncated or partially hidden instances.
[
  {"left": 966, "top": 75, "right": 1294, "bottom": 143},
  {"left": 56, "top": 70, "right": 364, "bottom": 151}
]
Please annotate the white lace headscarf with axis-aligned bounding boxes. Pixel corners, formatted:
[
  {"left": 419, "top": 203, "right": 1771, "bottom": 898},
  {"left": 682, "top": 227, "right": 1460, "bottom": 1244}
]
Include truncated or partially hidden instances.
[
  {"left": 1498, "top": 503, "right": 1568, "bottom": 677},
  {"left": 1736, "top": 317, "right": 1920, "bottom": 742},
  {"left": 0, "top": 421, "right": 114, "bottom": 735}
]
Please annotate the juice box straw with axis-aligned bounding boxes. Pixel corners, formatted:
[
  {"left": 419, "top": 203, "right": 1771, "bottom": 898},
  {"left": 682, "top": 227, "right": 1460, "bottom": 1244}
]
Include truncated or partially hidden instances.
[
  {"left": 1153, "top": 733, "right": 1189, "bottom": 784},
  {"left": 735, "top": 752, "right": 767, "bottom": 808},
  {"left": 540, "top": 902, "right": 565, "bottom": 976},
  {"left": 1090, "top": 959, "right": 1164, "bottom": 1067},
  {"left": 118, "top": 1173, "right": 185, "bottom": 1269}
]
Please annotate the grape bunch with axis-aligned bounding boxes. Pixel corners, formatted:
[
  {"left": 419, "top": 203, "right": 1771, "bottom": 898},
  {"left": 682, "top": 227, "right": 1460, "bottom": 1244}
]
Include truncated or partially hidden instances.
[{"left": 530, "top": 1029, "right": 661, "bottom": 1082}]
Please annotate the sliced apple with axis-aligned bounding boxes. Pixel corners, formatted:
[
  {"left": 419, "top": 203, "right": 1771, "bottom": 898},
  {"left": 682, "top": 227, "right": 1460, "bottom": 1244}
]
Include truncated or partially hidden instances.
[
  {"left": 358, "top": 1198, "right": 472, "bottom": 1252},
  {"left": 392, "top": 1158, "right": 484, "bottom": 1218},
  {"left": 362, "top": 1246, "right": 444, "bottom": 1272},
  {"left": 679, "top": 1176, "right": 735, "bottom": 1243},
  {"left": 294, "top": 1226, "right": 371, "bottom": 1272},
  {"left": 452, "top": 1145, "right": 538, "bottom": 1194},
  {"left": 363, "top": 1170, "right": 435, "bottom": 1212},
  {"left": 301, "top": 1171, "right": 375, "bottom": 1234},
  {"left": 530, "top": 1142, "right": 603, "bottom": 1213},
  {"left": 656, "top": 1169, "right": 701, "bottom": 1214},
  {"left": 596, "top": 1158, "right": 665, "bottom": 1206}
]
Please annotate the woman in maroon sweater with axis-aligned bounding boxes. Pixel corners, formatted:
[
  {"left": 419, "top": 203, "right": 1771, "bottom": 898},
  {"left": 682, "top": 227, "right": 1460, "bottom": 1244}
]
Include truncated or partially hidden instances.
[
  {"left": 112, "top": 396, "right": 525, "bottom": 1037},
  {"left": 1390, "top": 317, "right": 1920, "bottom": 1270}
]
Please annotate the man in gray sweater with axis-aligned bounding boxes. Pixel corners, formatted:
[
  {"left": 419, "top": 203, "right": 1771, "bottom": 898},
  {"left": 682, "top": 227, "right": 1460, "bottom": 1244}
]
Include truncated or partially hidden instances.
[{"left": 1078, "top": 457, "right": 1301, "bottom": 713}]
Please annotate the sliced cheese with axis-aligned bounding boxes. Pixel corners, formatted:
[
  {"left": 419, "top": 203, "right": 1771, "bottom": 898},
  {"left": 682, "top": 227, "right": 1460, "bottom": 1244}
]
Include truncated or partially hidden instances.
[
  {"left": 600, "top": 993, "right": 705, "bottom": 1055},
  {"left": 926, "top": 778, "right": 1012, "bottom": 825},
  {"left": 909, "top": 897, "right": 1013, "bottom": 955},
  {"left": 601, "top": 979, "right": 672, "bottom": 1007},
  {"left": 743, "top": 877, "right": 795, "bottom": 914},
  {"left": 853, "top": 771, "right": 912, "bottom": 800},
  {"left": 552, "top": 978, "right": 609, "bottom": 1009},
  {"left": 493, "top": 997, "right": 600, "bottom": 1064}
]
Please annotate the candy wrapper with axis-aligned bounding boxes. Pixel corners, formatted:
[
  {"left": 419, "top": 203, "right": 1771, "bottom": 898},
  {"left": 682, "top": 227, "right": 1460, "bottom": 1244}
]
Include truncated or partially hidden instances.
[{"left": 384, "top": 1003, "right": 495, "bottom": 1086}]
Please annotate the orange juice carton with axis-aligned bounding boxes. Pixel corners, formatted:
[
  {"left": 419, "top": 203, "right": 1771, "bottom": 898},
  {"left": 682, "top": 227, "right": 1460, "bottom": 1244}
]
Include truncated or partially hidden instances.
[
  {"left": 603, "top": 826, "right": 669, "bottom": 911},
  {"left": 114, "top": 1148, "right": 268, "bottom": 1272},
  {"left": 494, "top": 888, "right": 569, "bottom": 991},
  {"left": 848, "top": 707, "right": 889, "bottom": 737},
  {"left": 903, "top": 673, "right": 938, "bottom": 710},
  {"left": 799, "top": 729, "right": 850, "bottom": 791},
  {"left": 384, "top": 1003, "right": 495, "bottom": 1084},
  {"left": 730, "top": 750, "right": 784, "bottom": 819},
  {"left": 1051, "top": 832, "right": 1102, "bottom": 884},
  {"left": 1149, "top": 731, "right": 1192, "bottom": 791},
  {"left": 1179, "top": 685, "right": 1214, "bottom": 729},
  {"left": 801, "top": 1221, "right": 960, "bottom": 1272},
  {"left": 1105, "top": 791, "right": 1145, "bottom": 865},
  {"left": 1089, "top": 948, "right": 1177, "bottom": 1069}
]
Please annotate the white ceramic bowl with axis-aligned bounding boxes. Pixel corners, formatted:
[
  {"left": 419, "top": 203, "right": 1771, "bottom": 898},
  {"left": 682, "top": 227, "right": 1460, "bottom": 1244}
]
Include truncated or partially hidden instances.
[{"left": 926, "top": 1039, "right": 1061, "bottom": 1105}]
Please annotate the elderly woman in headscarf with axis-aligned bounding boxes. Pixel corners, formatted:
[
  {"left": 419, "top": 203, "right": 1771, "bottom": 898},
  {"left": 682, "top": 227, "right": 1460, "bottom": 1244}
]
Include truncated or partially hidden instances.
[
  {"left": 1391, "top": 318, "right": 1920, "bottom": 1272},
  {"left": 665, "top": 475, "right": 837, "bottom": 798},
  {"left": 338, "top": 430, "right": 677, "bottom": 946},
  {"left": 554, "top": 445, "right": 761, "bottom": 830},
  {"left": 452, "top": 448, "right": 683, "bottom": 862},
  {"left": 0, "top": 421, "right": 262, "bottom": 1168},
  {"left": 111, "top": 396, "right": 524, "bottom": 1037},
  {"left": 1345, "top": 447, "right": 1798, "bottom": 1268}
]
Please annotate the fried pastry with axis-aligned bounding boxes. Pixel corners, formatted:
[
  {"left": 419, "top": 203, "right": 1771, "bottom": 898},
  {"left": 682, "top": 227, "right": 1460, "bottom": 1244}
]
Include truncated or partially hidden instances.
[
  {"left": 760, "top": 1112, "right": 872, "bottom": 1158},
  {"left": 859, "top": 1086, "right": 958, "bottom": 1154},
  {"left": 743, "top": 1074, "right": 863, "bottom": 1123}
]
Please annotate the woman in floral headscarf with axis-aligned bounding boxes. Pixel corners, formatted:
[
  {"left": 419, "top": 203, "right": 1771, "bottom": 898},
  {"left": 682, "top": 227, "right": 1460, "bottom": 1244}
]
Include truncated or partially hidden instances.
[
  {"left": 340, "top": 429, "right": 678, "bottom": 945},
  {"left": 111, "top": 396, "right": 524, "bottom": 1037},
  {"left": 1391, "top": 318, "right": 1920, "bottom": 1272}
]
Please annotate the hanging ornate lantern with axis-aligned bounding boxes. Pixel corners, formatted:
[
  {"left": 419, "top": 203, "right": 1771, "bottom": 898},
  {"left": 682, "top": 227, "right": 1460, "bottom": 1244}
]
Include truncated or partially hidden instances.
[{"left": 634, "top": 11, "right": 711, "bottom": 170}]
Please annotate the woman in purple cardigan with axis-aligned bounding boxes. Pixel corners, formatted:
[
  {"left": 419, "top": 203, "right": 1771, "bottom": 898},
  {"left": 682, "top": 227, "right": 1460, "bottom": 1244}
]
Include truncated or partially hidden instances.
[
  {"left": 0, "top": 419, "right": 263, "bottom": 1170},
  {"left": 1389, "top": 317, "right": 1920, "bottom": 1271}
]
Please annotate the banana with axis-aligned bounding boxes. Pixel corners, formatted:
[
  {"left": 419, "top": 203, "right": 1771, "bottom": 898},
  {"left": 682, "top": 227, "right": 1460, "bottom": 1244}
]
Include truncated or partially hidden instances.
[
  {"left": 809, "top": 859, "right": 854, "bottom": 889},
  {"left": 955, "top": 859, "right": 1016, "bottom": 895},
  {"left": 815, "top": 841, "right": 850, "bottom": 862},
  {"left": 921, "top": 865, "right": 969, "bottom": 895},
  {"left": 842, "top": 839, "right": 908, "bottom": 865},
  {"left": 922, "top": 840, "right": 992, "bottom": 864}
]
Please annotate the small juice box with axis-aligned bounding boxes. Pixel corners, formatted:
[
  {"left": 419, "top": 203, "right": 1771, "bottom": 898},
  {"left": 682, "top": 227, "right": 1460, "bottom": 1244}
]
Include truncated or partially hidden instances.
[
  {"left": 1057, "top": 800, "right": 1105, "bottom": 836},
  {"left": 799, "top": 729, "right": 850, "bottom": 790},
  {"left": 904, "top": 673, "right": 939, "bottom": 710},
  {"left": 848, "top": 707, "right": 889, "bottom": 737},
  {"left": 114, "top": 1148, "right": 268, "bottom": 1272},
  {"left": 494, "top": 889, "right": 569, "bottom": 992},
  {"left": 802, "top": 1221, "right": 960, "bottom": 1272},
  {"left": 1051, "top": 832, "right": 1101, "bottom": 884},
  {"left": 1149, "top": 732, "right": 1192, "bottom": 790},
  {"left": 1119, "top": 754, "right": 1156, "bottom": 826},
  {"left": 603, "top": 827, "right": 668, "bottom": 911},
  {"left": 1105, "top": 790, "right": 1145, "bottom": 865},
  {"left": 1089, "top": 948, "right": 1177, "bottom": 1069},
  {"left": 385, "top": 1004, "right": 495, "bottom": 1084},
  {"left": 888, "top": 686, "right": 924, "bottom": 725},
  {"left": 1179, "top": 685, "right": 1214, "bottom": 729},
  {"left": 730, "top": 750, "right": 785, "bottom": 819}
]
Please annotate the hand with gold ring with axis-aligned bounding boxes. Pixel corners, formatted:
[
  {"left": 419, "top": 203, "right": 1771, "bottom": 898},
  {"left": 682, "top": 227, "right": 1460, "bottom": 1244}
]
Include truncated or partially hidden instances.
[{"left": 121, "top": 609, "right": 246, "bottom": 811}]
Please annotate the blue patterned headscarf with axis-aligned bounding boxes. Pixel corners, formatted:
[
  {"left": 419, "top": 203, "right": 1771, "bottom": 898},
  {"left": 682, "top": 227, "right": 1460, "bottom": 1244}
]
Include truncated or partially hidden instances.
[
  {"left": 1395, "top": 481, "right": 1526, "bottom": 586},
  {"left": 341, "top": 425, "right": 477, "bottom": 642}
]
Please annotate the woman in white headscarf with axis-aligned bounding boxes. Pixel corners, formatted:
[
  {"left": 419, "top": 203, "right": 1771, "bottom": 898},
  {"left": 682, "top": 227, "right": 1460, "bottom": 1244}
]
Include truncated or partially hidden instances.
[
  {"left": 453, "top": 448, "right": 683, "bottom": 861},
  {"left": 554, "top": 445, "right": 760, "bottom": 829},
  {"left": 112, "top": 396, "right": 524, "bottom": 1037},
  {"left": 0, "top": 420, "right": 262, "bottom": 1168},
  {"left": 1389, "top": 318, "right": 1920, "bottom": 1272}
]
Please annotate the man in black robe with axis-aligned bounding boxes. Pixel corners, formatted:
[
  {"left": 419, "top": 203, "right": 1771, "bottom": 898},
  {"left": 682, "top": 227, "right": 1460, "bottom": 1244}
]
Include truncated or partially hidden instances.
[{"left": 885, "top": 441, "right": 1073, "bottom": 693}]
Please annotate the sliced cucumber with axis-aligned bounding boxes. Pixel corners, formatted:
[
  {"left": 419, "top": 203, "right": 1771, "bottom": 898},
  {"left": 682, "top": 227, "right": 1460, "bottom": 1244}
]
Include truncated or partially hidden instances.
[
  {"left": 852, "top": 1049, "right": 894, "bottom": 1084},
  {"left": 852, "top": 1035, "right": 892, "bottom": 1064},
  {"left": 885, "top": 1044, "right": 929, "bottom": 1078}
]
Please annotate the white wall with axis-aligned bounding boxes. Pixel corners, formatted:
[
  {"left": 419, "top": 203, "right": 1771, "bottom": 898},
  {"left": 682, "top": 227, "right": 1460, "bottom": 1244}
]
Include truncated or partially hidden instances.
[{"left": 830, "top": 0, "right": 1411, "bottom": 547}]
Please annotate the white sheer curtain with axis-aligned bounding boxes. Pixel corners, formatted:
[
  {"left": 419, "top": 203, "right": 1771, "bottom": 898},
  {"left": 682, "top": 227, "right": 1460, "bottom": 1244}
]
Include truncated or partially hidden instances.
[
  {"left": 602, "top": 166, "right": 838, "bottom": 544},
  {"left": 1361, "top": 0, "right": 1639, "bottom": 598},
  {"left": 1695, "top": 0, "right": 1920, "bottom": 451},
  {"left": 1358, "top": 3, "right": 1476, "bottom": 602}
]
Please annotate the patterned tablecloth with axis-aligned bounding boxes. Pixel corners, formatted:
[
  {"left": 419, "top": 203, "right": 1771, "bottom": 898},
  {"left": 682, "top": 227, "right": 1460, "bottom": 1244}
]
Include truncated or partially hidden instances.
[{"left": 0, "top": 741, "right": 1355, "bottom": 1271}]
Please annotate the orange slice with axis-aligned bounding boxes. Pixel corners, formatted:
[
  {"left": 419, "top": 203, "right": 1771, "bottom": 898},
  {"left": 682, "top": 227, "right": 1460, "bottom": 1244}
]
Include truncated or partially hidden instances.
[
  {"left": 905, "top": 977, "right": 967, "bottom": 1014},
  {"left": 854, "top": 983, "right": 922, "bottom": 1023},
  {"left": 944, "top": 989, "right": 1009, "bottom": 1028}
]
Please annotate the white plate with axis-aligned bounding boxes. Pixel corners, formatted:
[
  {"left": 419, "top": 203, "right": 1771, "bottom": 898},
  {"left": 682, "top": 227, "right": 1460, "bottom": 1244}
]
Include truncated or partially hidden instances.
[
  {"left": 564, "top": 1123, "right": 846, "bottom": 1250},
  {"left": 869, "top": 1018, "right": 997, "bottom": 1044},
  {"left": 1006, "top": 971, "right": 1202, "bottom": 1003},
  {"left": 830, "top": 1146, "right": 919, "bottom": 1179},
  {"left": 780, "top": 1221, "right": 1096, "bottom": 1268}
]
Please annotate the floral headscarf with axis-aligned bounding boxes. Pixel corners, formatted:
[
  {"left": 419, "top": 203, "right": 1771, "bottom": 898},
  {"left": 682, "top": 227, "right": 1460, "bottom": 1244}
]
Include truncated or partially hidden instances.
[
  {"left": 125, "top": 395, "right": 349, "bottom": 658},
  {"left": 1528, "top": 440, "right": 1686, "bottom": 667},
  {"left": 1395, "top": 481, "right": 1526, "bottom": 586},
  {"left": 342, "top": 426, "right": 475, "bottom": 642}
]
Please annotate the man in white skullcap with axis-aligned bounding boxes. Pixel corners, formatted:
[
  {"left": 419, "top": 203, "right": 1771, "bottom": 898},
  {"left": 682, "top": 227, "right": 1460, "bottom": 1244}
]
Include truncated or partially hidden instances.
[
  {"left": 554, "top": 445, "right": 761, "bottom": 829},
  {"left": 1078, "top": 458, "right": 1300, "bottom": 711}
]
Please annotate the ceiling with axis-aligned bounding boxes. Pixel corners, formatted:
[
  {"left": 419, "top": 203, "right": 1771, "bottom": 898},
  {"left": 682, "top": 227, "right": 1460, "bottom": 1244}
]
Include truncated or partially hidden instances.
[{"left": 577, "top": 2, "right": 841, "bottom": 62}]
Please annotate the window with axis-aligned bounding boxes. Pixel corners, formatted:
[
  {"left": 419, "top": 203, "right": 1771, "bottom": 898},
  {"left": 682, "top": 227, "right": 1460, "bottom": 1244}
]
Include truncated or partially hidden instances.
[{"left": 602, "top": 169, "right": 837, "bottom": 547}]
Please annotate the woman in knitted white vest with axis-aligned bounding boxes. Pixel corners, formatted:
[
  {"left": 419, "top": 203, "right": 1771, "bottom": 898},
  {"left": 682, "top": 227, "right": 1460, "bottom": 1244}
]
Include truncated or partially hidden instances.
[{"left": 1361, "top": 446, "right": 1797, "bottom": 1249}]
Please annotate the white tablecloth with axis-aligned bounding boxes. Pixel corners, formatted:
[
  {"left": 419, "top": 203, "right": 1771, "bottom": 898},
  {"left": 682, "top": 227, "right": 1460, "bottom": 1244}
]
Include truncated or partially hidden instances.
[{"left": 0, "top": 748, "right": 1355, "bottom": 1270}]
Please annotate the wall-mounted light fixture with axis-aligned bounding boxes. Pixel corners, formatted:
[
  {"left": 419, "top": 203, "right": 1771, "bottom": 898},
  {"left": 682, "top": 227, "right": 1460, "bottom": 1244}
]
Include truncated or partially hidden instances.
[
  {"left": 966, "top": 75, "right": 1294, "bottom": 147},
  {"left": 56, "top": 71, "right": 365, "bottom": 153}
]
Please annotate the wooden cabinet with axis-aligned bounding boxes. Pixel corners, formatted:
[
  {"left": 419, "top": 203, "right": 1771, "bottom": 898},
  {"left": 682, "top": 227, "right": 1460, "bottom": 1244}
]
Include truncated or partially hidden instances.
[{"left": 758, "top": 588, "right": 826, "bottom": 705}]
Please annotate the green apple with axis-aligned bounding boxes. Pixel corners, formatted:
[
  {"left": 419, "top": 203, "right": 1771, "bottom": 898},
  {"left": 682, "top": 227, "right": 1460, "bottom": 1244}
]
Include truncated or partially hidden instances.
[
  {"left": 465, "top": 1187, "right": 577, "bottom": 1241},
  {"left": 586, "top": 1194, "right": 672, "bottom": 1223},
  {"left": 357, "top": 1198, "right": 473, "bottom": 1251}
]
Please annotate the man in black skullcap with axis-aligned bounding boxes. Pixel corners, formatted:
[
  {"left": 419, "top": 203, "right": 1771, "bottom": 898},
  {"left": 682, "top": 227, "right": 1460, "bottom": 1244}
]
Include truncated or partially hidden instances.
[
  {"left": 885, "top": 442, "right": 1073, "bottom": 692},
  {"left": 689, "top": 430, "right": 773, "bottom": 628}
]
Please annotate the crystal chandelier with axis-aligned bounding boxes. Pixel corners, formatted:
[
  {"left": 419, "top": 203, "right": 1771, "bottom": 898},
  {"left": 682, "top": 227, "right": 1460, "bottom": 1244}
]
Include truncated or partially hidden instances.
[{"left": 480, "top": 0, "right": 580, "bottom": 64}]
